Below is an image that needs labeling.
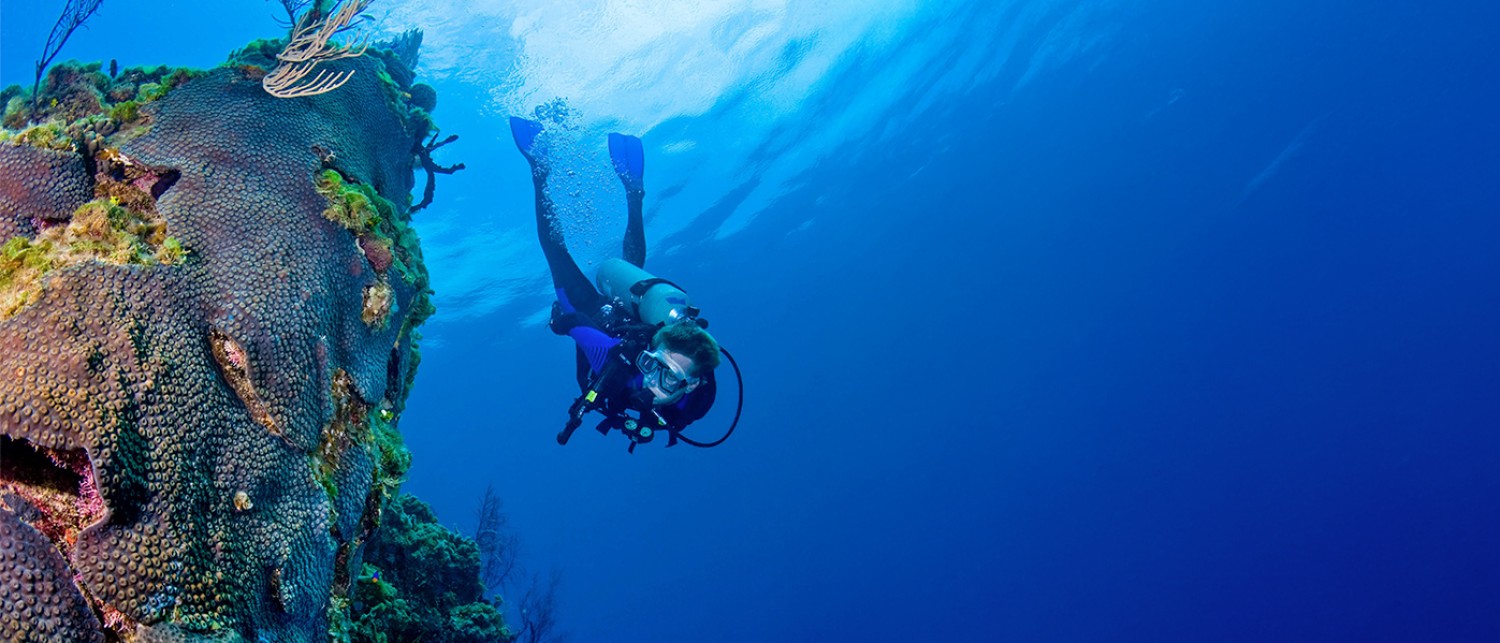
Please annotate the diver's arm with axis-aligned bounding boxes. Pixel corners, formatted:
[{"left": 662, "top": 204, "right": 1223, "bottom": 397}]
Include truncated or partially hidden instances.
[{"left": 568, "top": 326, "right": 621, "bottom": 374}]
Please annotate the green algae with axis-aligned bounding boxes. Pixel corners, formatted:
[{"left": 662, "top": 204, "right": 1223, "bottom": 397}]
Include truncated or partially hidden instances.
[
  {"left": 134, "top": 83, "right": 165, "bottom": 102},
  {"left": 0, "top": 237, "right": 58, "bottom": 318},
  {"left": 1, "top": 121, "right": 75, "bottom": 152},
  {"left": 315, "top": 169, "right": 387, "bottom": 233},
  {"left": 0, "top": 198, "right": 185, "bottom": 319},
  {"left": 108, "top": 100, "right": 140, "bottom": 123},
  {"left": 370, "top": 408, "right": 411, "bottom": 487},
  {"left": 313, "top": 168, "right": 435, "bottom": 330},
  {"left": 158, "top": 237, "right": 186, "bottom": 265}
]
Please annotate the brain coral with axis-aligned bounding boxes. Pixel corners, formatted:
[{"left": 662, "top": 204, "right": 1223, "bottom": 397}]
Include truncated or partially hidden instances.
[{"left": 0, "top": 43, "right": 438, "bottom": 641}]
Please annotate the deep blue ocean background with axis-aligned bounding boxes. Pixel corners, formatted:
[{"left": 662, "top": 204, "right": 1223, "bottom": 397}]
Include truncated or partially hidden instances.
[{"left": 5, "top": 1, "right": 1499, "bottom": 640}]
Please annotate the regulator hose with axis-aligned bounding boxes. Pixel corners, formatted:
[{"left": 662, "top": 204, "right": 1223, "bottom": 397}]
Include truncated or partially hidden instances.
[{"left": 675, "top": 347, "right": 743, "bottom": 448}]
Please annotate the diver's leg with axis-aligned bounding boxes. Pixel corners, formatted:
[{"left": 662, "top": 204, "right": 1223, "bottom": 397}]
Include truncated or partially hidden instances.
[
  {"left": 531, "top": 165, "right": 602, "bottom": 312},
  {"left": 514, "top": 117, "right": 602, "bottom": 312},
  {"left": 622, "top": 185, "right": 646, "bottom": 268},
  {"left": 609, "top": 133, "right": 647, "bottom": 268}
]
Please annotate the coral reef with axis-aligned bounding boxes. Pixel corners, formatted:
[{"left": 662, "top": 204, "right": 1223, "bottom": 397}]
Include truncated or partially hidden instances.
[
  {"left": 344, "top": 494, "right": 512, "bottom": 643},
  {"left": 0, "top": 35, "right": 471, "bottom": 642},
  {"left": 3, "top": 60, "right": 200, "bottom": 132}
]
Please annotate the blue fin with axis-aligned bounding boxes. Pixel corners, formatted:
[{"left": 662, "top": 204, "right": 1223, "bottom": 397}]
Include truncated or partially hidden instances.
[
  {"left": 510, "top": 116, "right": 544, "bottom": 163},
  {"left": 608, "top": 132, "right": 644, "bottom": 193}
]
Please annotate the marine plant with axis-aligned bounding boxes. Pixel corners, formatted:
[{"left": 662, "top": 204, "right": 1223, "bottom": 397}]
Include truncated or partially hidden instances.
[
  {"left": 264, "top": 0, "right": 373, "bottom": 98},
  {"left": 107, "top": 99, "right": 139, "bottom": 123},
  {"left": 31, "top": 0, "right": 105, "bottom": 115}
]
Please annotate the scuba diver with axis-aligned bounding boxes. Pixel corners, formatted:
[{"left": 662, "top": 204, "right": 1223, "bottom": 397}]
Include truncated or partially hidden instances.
[{"left": 510, "top": 116, "right": 738, "bottom": 452}]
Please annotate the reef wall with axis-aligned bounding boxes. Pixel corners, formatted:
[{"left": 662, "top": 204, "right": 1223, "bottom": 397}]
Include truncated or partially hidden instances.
[{"left": 0, "top": 40, "right": 486, "bottom": 641}]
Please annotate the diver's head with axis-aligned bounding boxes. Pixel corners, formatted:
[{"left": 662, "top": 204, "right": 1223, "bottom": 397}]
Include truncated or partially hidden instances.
[{"left": 637, "top": 322, "right": 720, "bottom": 405}]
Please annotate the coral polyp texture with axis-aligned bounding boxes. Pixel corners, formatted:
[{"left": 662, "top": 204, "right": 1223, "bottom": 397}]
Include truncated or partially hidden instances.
[{"left": 0, "top": 39, "right": 455, "bottom": 641}]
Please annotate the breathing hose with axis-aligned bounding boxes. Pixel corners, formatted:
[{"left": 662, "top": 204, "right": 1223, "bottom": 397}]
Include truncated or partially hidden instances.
[{"left": 675, "top": 347, "right": 743, "bottom": 448}]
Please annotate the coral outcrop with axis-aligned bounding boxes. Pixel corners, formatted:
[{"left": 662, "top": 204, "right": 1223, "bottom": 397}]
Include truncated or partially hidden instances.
[
  {"left": 337, "top": 495, "right": 511, "bottom": 643},
  {"left": 0, "top": 39, "right": 474, "bottom": 642}
]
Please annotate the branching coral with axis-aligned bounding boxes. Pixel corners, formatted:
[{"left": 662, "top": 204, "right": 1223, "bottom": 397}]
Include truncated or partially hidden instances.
[
  {"left": 31, "top": 0, "right": 106, "bottom": 114},
  {"left": 413, "top": 129, "right": 465, "bottom": 213},
  {"left": 316, "top": 168, "right": 384, "bottom": 232},
  {"left": 264, "top": 0, "right": 372, "bottom": 98}
]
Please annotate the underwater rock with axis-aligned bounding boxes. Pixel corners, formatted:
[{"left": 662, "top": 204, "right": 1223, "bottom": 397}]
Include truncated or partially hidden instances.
[{"left": 0, "top": 43, "right": 444, "bottom": 641}]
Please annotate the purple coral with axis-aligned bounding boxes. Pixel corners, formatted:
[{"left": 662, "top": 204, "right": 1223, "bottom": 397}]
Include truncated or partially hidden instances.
[{"left": 75, "top": 463, "right": 104, "bottom": 526}]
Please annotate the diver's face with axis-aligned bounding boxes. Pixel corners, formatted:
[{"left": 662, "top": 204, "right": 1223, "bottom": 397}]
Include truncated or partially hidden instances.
[
  {"left": 641, "top": 347, "right": 701, "bottom": 406},
  {"left": 661, "top": 350, "right": 697, "bottom": 380}
]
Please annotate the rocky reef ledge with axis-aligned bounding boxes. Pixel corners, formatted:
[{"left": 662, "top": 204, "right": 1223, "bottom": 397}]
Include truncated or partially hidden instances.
[{"left": 0, "top": 38, "right": 506, "bottom": 642}]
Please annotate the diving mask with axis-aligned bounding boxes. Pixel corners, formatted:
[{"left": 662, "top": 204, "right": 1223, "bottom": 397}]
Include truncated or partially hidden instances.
[{"left": 636, "top": 349, "right": 699, "bottom": 403}]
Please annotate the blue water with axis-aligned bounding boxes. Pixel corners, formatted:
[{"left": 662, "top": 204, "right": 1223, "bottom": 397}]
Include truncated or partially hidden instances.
[{"left": 4, "top": 1, "right": 1499, "bottom": 641}]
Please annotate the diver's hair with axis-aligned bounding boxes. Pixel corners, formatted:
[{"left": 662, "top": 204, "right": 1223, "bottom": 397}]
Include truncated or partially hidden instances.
[{"left": 653, "top": 322, "right": 721, "bottom": 374}]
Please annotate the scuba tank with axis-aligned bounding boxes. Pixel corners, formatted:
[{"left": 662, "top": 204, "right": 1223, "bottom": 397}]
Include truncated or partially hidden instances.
[{"left": 595, "top": 258, "right": 700, "bottom": 327}]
